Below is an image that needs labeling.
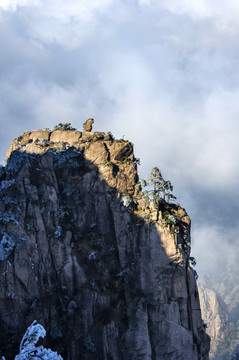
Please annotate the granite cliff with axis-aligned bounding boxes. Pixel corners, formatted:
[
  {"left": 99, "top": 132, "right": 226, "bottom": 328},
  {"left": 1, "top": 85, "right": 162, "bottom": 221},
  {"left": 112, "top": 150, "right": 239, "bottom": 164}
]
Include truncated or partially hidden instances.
[
  {"left": 199, "top": 278, "right": 229, "bottom": 359},
  {"left": 0, "top": 123, "right": 210, "bottom": 359},
  {"left": 199, "top": 263, "right": 239, "bottom": 359}
]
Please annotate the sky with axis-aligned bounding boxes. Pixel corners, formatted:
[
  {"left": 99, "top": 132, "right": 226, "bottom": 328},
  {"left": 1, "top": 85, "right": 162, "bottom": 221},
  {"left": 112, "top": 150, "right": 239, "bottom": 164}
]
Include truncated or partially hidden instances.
[{"left": 0, "top": 0, "right": 239, "bottom": 278}]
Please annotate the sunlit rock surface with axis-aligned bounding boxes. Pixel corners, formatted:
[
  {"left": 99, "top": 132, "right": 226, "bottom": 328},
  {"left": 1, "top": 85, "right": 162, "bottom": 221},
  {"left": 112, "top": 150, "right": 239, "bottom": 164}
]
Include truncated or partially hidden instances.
[{"left": 0, "top": 128, "right": 210, "bottom": 359}]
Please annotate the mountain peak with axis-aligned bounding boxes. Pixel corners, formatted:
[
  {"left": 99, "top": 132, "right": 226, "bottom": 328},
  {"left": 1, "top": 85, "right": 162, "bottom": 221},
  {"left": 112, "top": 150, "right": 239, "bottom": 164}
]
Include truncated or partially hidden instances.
[{"left": 0, "top": 124, "right": 210, "bottom": 359}]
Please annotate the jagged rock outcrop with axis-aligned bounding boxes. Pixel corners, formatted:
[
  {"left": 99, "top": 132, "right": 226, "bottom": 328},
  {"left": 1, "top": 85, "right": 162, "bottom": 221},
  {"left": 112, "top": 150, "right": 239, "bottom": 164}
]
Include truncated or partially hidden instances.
[
  {"left": 0, "top": 127, "right": 210, "bottom": 359},
  {"left": 83, "top": 118, "right": 94, "bottom": 132}
]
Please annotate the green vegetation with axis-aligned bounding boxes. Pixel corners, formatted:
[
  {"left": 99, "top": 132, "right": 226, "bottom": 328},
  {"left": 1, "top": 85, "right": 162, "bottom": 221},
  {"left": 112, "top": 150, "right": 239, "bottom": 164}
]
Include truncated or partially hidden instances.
[
  {"left": 140, "top": 167, "right": 177, "bottom": 222},
  {"left": 141, "top": 167, "right": 176, "bottom": 207},
  {"left": 53, "top": 123, "right": 77, "bottom": 131},
  {"left": 105, "top": 160, "right": 114, "bottom": 167},
  {"left": 34, "top": 138, "right": 52, "bottom": 147}
]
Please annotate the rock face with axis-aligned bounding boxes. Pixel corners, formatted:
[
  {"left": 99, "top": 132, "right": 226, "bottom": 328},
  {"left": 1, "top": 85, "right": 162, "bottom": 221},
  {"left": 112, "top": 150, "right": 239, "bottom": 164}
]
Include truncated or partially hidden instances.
[
  {"left": 83, "top": 118, "right": 94, "bottom": 132},
  {"left": 199, "top": 278, "right": 229, "bottom": 358},
  {"left": 0, "top": 129, "right": 210, "bottom": 359},
  {"left": 199, "top": 264, "right": 239, "bottom": 360}
]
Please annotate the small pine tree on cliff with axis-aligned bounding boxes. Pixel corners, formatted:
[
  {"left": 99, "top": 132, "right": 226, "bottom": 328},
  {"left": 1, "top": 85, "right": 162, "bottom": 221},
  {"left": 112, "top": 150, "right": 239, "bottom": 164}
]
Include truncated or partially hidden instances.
[
  {"left": 53, "top": 123, "right": 76, "bottom": 131},
  {"left": 141, "top": 167, "right": 176, "bottom": 207}
]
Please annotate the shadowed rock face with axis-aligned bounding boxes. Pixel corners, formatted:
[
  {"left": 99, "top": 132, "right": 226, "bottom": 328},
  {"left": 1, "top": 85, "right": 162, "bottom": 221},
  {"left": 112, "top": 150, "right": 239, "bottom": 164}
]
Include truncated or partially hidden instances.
[{"left": 0, "top": 130, "right": 210, "bottom": 359}]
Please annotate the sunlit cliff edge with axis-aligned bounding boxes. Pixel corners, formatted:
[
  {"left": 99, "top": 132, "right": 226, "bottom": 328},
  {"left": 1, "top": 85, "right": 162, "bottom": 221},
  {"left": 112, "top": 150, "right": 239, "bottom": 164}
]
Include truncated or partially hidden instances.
[{"left": 0, "top": 122, "right": 210, "bottom": 359}]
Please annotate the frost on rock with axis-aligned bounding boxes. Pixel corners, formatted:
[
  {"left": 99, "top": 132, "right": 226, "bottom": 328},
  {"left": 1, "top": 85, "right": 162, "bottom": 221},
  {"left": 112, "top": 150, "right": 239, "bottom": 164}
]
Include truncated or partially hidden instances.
[
  {"left": 121, "top": 195, "right": 137, "bottom": 209},
  {"left": 54, "top": 226, "right": 62, "bottom": 240},
  {"left": 0, "top": 233, "right": 25, "bottom": 261},
  {"left": 0, "top": 178, "right": 23, "bottom": 212},
  {"left": 83, "top": 337, "right": 96, "bottom": 353},
  {"left": 2, "top": 320, "right": 63, "bottom": 360},
  {"left": 18, "top": 321, "right": 46, "bottom": 354},
  {"left": 0, "top": 177, "right": 24, "bottom": 260},
  {"left": 0, "top": 211, "right": 19, "bottom": 225},
  {"left": 6, "top": 151, "right": 36, "bottom": 175},
  {"left": 51, "top": 147, "right": 84, "bottom": 169},
  {"left": 121, "top": 195, "right": 131, "bottom": 207},
  {"left": 89, "top": 251, "right": 98, "bottom": 260},
  {"left": 0, "top": 165, "right": 6, "bottom": 179},
  {"left": 0, "top": 179, "right": 15, "bottom": 191}
]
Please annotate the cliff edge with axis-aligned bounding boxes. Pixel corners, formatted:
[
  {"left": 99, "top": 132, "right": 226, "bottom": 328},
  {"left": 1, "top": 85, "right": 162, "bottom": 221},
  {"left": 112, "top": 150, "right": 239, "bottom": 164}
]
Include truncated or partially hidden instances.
[{"left": 0, "top": 124, "right": 210, "bottom": 359}]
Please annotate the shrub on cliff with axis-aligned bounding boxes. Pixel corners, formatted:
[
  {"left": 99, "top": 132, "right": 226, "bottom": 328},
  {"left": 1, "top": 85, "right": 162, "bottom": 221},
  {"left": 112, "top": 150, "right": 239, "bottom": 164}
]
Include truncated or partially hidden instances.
[{"left": 53, "top": 123, "right": 76, "bottom": 131}]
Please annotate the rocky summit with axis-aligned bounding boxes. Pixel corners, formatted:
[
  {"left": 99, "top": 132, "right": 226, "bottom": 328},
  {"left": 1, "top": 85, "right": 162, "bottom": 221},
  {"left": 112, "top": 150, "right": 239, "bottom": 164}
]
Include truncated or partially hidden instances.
[{"left": 0, "top": 124, "right": 210, "bottom": 359}]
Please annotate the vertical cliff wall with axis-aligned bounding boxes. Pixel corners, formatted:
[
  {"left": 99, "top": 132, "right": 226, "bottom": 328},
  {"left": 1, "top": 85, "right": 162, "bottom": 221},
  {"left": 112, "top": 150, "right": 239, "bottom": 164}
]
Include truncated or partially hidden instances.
[
  {"left": 199, "top": 279, "right": 229, "bottom": 358},
  {"left": 199, "top": 266, "right": 239, "bottom": 359},
  {"left": 0, "top": 128, "right": 210, "bottom": 359}
]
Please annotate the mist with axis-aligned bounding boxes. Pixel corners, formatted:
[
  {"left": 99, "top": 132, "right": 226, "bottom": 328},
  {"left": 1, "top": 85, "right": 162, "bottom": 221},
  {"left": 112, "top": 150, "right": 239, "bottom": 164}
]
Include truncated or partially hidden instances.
[{"left": 1, "top": 0, "right": 239, "bottom": 279}]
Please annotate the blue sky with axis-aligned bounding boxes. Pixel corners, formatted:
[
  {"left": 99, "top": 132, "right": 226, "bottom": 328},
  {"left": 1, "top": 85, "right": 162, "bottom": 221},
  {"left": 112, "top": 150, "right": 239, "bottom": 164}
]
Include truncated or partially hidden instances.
[{"left": 1, "top": 0, "right": 239, "bottom": 277}]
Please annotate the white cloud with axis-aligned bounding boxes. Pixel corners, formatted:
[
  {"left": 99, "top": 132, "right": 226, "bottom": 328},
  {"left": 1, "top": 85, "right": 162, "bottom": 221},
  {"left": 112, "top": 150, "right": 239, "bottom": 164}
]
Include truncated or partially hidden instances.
[
  {"left": 36, "top": 0, "right": 114, "bottom": 22},
  {"left": 192, "top": 223, "right": 239, "bottom": 278},
  {"left": 1, "top": 0, "right": 239, "bottom": 192},
  {"left": 1, "top": 0, "right": 239, "bottom": 278},
  {"left": 0, "top": 0, "right": 113, "bottom": 17},
  {"left": 0, "top": 0, "right": 40, "bottom": 11},
  {"left": 0, "top": 0, "right": 115, "bottom": 48},
  {"left": 160, "top": 0, "right": 239, "bottom": 19}
]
